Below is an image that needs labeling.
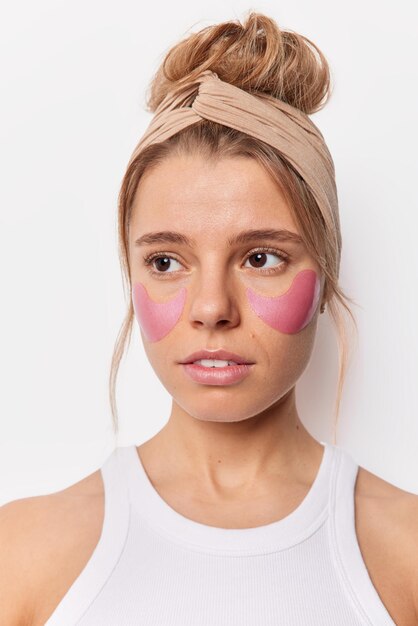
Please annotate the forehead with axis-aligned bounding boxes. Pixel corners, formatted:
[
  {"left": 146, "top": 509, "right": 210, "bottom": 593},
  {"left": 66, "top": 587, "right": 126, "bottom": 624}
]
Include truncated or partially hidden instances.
[{"left": 130, "top": 155, "right": 297, "bottom": 238}]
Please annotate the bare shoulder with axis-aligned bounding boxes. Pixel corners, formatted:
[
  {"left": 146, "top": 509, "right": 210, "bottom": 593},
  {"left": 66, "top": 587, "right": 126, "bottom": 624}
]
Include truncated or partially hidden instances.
[
  {"left": 0, "top": 469, "right": 104, "bottom": 626},
  {"left": 355, "top": 464, "right": 418, "bottom": 623}
]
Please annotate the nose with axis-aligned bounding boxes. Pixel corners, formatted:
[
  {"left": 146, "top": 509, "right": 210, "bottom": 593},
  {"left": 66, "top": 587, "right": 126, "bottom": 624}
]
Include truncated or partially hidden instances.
[{"left": 187, "top": 263, "right": 240, "bottom": 331}]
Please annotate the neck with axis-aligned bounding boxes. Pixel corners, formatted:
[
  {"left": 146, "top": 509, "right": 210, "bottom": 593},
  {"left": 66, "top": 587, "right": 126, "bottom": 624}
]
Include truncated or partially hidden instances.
[{"left": 141, "top": 388, "right": 323, "bottom": 497}]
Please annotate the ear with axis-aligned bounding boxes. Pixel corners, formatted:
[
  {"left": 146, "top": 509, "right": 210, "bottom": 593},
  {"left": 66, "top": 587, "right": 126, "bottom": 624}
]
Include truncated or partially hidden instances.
[{"left": 320, "top": 281, "right": 327, "bottom": 314}]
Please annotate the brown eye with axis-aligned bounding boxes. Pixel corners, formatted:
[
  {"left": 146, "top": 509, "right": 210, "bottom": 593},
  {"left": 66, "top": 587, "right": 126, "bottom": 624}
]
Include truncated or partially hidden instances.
[
  {"left": 244, "top": 250, "right": 287, "bottom": 270},
  {"left": 154, "top": 256, "right": 171, "bottom": 272},
  {"left": 248, "top": 252, "right": 268, "bottom": 268},
  {"left": 143, "top": 254, "right": 183, "bottom": 274}
]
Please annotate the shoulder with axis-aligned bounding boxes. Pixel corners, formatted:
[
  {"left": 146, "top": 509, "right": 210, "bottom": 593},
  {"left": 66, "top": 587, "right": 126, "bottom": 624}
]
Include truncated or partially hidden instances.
[
  {"left": 355, "top": 465, "right": 418, "bottom": 619},
  {"left": 0, "top": 470, "right": 104, "bottom": 626}
]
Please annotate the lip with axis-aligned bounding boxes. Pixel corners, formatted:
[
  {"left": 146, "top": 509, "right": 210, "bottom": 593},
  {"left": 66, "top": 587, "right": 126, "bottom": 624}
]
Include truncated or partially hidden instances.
[
  {"left": 181, "top": 362, "right": 253, "bottom": 386},
  {"left": 179, "top": 349, "right": 254, "bottom": 365}
]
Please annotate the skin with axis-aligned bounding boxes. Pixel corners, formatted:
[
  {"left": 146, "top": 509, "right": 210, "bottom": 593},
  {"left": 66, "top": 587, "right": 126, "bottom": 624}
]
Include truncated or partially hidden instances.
[
  {"left": 2, "top": 154, "right": 418, "bottom": 626},
  {"left": 128, "top": 154, "right": 327, "bottom": 501},
  {"left": 132, "top": 282, "right": 187, "bottom": 341},
  {"left": 246, "top": 268, "right": 321, "bottom": 334},
  {"left": 132, "top": 269, "right": 321, "bottom": 340}
]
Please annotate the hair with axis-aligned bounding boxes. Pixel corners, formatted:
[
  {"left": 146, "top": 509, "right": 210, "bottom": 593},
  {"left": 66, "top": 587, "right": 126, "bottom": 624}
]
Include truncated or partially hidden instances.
[{"left": 109, "top": 11, "right": 359, "bottom": 445}]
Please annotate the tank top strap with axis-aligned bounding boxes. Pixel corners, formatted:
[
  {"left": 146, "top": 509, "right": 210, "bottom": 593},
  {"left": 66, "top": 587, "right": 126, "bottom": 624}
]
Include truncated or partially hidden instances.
[
  {"left": 329, "top": 445, "right": 396, "bottom": 625},
  {"left": 44, "top": 447, "right": 131, "bottom": 626}
]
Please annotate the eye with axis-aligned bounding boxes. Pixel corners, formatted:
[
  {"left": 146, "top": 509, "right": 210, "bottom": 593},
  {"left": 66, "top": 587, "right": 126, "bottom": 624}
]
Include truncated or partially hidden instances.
[
  {"left": 143, "top": 247, "right": 289, "bottom": 278},
  {"left": 143, "top": 253, "right": 183, "bottom": 274},
  {"left": 243, "top": 248, "right": 288, "bottom": 272}
]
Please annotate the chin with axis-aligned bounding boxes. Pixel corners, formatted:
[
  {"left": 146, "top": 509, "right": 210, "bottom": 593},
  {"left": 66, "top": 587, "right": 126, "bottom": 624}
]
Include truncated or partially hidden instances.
[{"left": 176, "top": 396, "right": 266, "bottom": 424}]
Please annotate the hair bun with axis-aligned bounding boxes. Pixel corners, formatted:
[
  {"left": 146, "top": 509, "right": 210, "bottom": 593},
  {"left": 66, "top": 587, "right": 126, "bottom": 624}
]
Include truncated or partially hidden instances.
[{"left": 146, "top": 11, "right": 332, "bottom": 116}]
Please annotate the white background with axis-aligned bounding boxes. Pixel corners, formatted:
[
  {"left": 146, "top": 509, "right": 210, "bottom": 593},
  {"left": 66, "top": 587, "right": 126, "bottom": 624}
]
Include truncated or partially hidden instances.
[{"left": 1, "top": 0, "right": 417, "bottom": 504}]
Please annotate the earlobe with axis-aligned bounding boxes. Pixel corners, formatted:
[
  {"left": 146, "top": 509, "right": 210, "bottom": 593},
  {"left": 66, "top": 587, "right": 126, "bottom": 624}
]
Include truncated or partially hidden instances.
[{"left": 320, "top": 279, "right": 327, "bottom": 314}]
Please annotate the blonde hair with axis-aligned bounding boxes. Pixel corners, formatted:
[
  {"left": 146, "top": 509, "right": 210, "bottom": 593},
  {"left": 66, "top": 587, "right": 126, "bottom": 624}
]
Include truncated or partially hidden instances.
[{"left": 109, "top": 11, "right": 359, "bottom": 444}]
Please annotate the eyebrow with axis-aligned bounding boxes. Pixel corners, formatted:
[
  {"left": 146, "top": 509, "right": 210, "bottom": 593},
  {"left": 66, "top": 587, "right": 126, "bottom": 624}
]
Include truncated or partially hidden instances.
[{"left": 134, "top": 228, "right": 303, "bottom": 247}]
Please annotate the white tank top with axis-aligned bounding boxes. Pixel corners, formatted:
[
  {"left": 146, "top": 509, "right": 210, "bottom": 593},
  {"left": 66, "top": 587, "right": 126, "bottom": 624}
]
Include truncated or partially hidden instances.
[{"left": 44, "top": 442, "right": 396, "bottom": 625}]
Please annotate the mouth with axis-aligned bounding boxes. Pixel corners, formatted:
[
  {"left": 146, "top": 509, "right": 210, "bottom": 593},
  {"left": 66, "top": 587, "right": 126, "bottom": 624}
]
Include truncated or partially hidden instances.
[
  {"left": 180, "top": 361, "right": 254, "bottom": 386},
  {"left": 179, "top": 349, "right": 254, "bottom": 367},
  {"left": 191, "top": 358, "right": 243, "bottom": 368},
  {"left": 178, "top": 349, "right": 255, "bottom": 386}
]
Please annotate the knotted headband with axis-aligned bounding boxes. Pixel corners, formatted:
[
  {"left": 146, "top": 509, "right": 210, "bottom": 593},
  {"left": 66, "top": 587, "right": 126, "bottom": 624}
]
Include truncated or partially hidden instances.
[{"left": 127, "top": 69, "right": 341, "bottom": 272}]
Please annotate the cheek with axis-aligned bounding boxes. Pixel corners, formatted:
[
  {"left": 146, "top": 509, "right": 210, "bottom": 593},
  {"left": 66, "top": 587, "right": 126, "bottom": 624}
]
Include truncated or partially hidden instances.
[
  {"left": 132, "top": 283, "right": 187, "bottom": 342},
  {"left": 246, "top": 269, "right": 321, "bottom": 335}
]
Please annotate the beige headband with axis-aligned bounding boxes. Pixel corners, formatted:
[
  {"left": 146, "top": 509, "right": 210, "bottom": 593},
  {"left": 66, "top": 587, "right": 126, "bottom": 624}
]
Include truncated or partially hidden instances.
[{"left": 128, "top": 69, "right": 341, "bottom": 272}]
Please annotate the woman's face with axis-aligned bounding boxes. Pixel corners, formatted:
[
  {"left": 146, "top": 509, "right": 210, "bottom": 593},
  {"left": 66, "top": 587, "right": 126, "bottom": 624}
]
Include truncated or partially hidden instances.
[{"left": 128, "top": 154, "right": 324, "bottom": 423}]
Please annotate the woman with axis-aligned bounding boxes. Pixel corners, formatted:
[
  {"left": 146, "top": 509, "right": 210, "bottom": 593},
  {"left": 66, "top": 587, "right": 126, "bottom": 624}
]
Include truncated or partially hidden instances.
[{"left": 1, "top": 11, "right": 417, "bottom": 626}]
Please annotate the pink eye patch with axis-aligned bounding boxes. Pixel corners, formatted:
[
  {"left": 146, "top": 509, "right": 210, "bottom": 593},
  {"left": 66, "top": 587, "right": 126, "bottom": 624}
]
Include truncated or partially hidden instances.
[
  {"left": 132, "top": 282, "right": 187, "bottom": 342},
  {"left": 246, "top": 269, "right": 321, "bottom": 334}
]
